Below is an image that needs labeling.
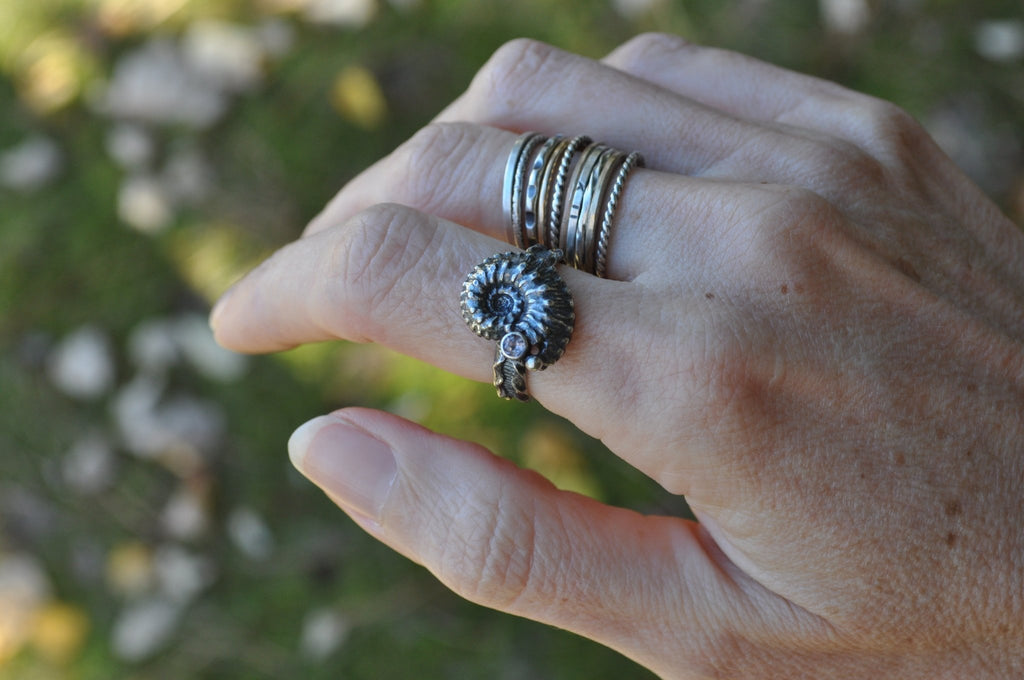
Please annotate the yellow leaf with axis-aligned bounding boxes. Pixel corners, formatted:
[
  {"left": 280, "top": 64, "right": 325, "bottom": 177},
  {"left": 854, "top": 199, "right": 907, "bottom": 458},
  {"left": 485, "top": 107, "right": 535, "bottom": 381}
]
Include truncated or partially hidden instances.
[
  {"left": 330, "top": 65, "right": 387, "bottom": 129},
  {"left": 31, "top": 603, "right": 89, "bottom": 665},
  {"left": 106, "top": 542, "right": 154, "bottom": 598}
]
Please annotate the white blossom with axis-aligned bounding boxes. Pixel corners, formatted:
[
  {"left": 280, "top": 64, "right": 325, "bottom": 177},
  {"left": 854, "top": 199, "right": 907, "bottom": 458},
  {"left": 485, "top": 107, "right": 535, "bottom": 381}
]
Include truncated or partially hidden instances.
[
  {"left": 96, "top": 39, "right": 227, "bottom": 128},
  {"left": 227, "top": 507, "right": 274, "bottom": 560},
  {"left": 105, "top": 124, "right": 155, "bottom": 170},
  {"left": 160, "top": 485, "right": 210, "bottom": 540},
  {"left": 181, "top": 20, "right": 265, "bottom": 93},
  {"left": 611, "top": 0, "right": 666, "bottom": 20},
  {"left": 63, "top": 432, "right": 117, "bottom": 495},
  {"left": 819, "top": 0, "right": 870, "bottom": 34},
  {"left": 118, "top": 174, "right": 174, "bottom": 234},
  {"left": 111, "top": 598, "right": 182, "bottom": 661},
  {"left": 975, "top": 20, "right": 1024, "bottom": 63},
  {"left": 300, "top": 608, "right": 351, "bottom": 660},
  {"left": 153, "top": 545, "right": 215, "bottom": 603},
  {"left": 304, "top": 0, "right": 377, "bottom": 27},
  {"left": 0, "top": 136, "right": 62, "bottom": 191},
  {"left": 47, "top": 326, "right": 115, "bottom": 400},
  {"left": 128, "top": 318, "right": 180, "bottom": 375}
]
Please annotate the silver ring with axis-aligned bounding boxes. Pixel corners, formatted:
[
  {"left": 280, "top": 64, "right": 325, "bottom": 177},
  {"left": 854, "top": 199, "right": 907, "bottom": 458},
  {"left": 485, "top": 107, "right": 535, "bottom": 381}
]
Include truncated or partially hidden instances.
[
  {"left": 503, "top": 132, "right": 543, "bottom": 248},
  {"left": 523, "top": 135, "right": 563, "bottom": 247},
  {"left": 561, "top": 143, "right": 609, "bottom": 269},
  {"left": 547, "top": 135, "right": 591, "bottom": 250},
  {"left": 577, "top": 148, "right": 625, "bottom": 274},
  {"left": 595, "top": 151, "right": 643, "bottom": 278},
  {"left": 502, "top": 132, "right": 642, "bottom": 278},
  {"left": 460, "top": 245, "right": 575, "bottom": 401}
]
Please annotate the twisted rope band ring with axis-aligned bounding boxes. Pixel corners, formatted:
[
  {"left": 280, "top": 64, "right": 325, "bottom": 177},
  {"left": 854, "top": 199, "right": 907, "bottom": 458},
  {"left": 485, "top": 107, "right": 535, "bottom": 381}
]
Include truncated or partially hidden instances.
[
  {"left": 546, "top": 134, "right": 591, "bottom": 250},
  {"left": 595, "top": 151, "right": 642, "bottom": 278},
  {"left": 460, "top": 245, "right": 575, "bottom": 401},
  {"left": 504, "top": 132, "right": 643, "bottom": 277}
]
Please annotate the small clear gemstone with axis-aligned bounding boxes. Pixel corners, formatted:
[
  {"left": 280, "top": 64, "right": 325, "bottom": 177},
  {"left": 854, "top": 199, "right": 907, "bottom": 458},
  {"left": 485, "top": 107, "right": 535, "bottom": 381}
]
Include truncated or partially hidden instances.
[{"left": 499, "top": 332, "right": 528, "bottom": 360}]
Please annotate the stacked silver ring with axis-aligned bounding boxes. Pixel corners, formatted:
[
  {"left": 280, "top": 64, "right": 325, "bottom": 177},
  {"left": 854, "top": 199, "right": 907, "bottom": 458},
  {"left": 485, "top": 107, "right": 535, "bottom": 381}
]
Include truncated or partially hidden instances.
[{"left": 502, "top": 132, "right": 643, "bottom": 278}]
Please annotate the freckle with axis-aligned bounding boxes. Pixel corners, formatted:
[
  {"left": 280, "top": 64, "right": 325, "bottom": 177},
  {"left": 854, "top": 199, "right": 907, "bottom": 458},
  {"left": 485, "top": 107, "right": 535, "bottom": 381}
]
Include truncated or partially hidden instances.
[
  {"left": 965, "top": 449, "right": 973, "bottom": 459},
  {"left": 705, "top": 292, "right": 715, "bottom": 299},
  {"left": 944, "top": 500, "right": 963, "bottom": 517},
  {"left": 966, "top": 383, "right": 978, "bottom": 393},
  {"left": 945, "top": 532, "right": 957, "bottom": 547},
  {"left": 895, "top": 257, "right": 922, "bottom": 283},
  {"left": 935, "top": 427, "right": 947, "bottom": 440},
  {"left": 894, "top": 452, "right": 906, "bottom": 465},
  {"left": 780, "top": 284, "right": 789, "bottom": 295}
]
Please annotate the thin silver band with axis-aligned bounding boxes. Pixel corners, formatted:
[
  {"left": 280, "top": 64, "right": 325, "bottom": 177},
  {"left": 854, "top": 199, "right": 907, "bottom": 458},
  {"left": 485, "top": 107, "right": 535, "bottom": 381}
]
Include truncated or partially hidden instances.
[
  {"left": 561, "top": 143, "right": 609, "bottom": 269},
  {"left": 535, "top": 136, "right": 573, "bottom": 248},
  {"left": 510, "top": 134, "right": 545, "bottom": 249},
  {"left": 594, "top": 151, "right": 643, "bottom": 278},
  {"left": 503, "top": 132, "right": 543, "bottom": 248},
  {"left": 523, "top": 135, "right": 563, "bottom": 248},
  {"left": 578, "top": 148, "right": 625, "bottom": 274},
  {"left": 502, "top": 132, "right": 640, "bottom": 277},
  {"left": 547, "top": 135, "right": 591, "bottom": 251}
]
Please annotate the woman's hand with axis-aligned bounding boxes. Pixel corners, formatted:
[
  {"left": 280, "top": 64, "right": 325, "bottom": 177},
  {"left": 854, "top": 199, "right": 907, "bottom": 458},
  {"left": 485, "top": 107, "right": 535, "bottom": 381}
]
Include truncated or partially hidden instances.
[{"left": 211, "top": 35, "right": 1024, "bottom": 678}]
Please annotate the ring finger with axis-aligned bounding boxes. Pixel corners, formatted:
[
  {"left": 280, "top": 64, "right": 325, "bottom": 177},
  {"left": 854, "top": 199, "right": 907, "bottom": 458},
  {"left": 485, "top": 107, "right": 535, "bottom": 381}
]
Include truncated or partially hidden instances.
[{"left": 302, "top": 122, "right": 794, "bottom": 284}]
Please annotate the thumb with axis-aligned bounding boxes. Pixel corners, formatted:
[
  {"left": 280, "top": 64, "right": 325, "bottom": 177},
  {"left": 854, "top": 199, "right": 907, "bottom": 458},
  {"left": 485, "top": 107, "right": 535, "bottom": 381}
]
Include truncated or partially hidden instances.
[{"left": 287, "top": 408, "right": 791, "bottom": 674}]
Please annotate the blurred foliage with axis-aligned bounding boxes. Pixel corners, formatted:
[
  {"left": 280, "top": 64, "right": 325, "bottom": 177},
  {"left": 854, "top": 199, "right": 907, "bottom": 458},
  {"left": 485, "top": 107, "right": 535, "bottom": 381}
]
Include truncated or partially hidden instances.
[{"left": 1, "top": 0, "right": 1022, "bottom": 678}]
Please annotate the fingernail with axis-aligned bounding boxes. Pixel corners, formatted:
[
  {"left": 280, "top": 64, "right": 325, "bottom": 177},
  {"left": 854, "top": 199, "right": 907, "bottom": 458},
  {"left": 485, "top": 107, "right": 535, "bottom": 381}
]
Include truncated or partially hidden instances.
[
  {"left": 288, "top": 415, "right": 398, "bottom": 520},
  {"left": 209, "top": 288, "right": 234, "bottom": 333}
]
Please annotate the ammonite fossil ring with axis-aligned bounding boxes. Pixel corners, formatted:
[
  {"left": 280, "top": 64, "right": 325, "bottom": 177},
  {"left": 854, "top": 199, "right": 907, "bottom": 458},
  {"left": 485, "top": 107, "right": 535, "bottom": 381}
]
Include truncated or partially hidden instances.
[{"left": 460, "top": 245, "right": 574, "bottom": 401}]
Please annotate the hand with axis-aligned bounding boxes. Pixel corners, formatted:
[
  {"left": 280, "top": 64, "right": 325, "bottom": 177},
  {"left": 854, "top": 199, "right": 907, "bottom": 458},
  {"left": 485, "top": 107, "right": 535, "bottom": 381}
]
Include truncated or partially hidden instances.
[{"left": 211, "top": 35, "right": 1024, "bottom": 678}]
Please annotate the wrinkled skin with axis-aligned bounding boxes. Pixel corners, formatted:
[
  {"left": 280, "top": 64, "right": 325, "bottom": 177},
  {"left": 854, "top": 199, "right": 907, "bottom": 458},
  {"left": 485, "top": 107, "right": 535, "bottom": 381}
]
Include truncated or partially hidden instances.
[{"left": 212, "top": 35, "right": 1024, "bottom": 679}]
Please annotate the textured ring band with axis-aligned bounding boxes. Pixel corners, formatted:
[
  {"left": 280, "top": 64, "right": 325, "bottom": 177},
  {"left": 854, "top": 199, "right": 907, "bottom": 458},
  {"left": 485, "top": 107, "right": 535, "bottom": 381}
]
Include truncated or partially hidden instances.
[
  {"left": 460, "top": 245, "right": 575, "bottom": 401},
  {"left": 535, "top": 135, "right": 573, "bottom": 248},
  {"left": 501, "top": 132, "right": 641, "bottom": 279},
  {"left": 561, "top": 143, "right": 610, "bottom": 269},
  {"left": 594, "top": 151, "right": 644, "bottom": 278},
  {"left": 510, "top": 134, "right": 544, "bottom": 249},
  {"left": 503, "top": 132, "right": 543, "bottom": 248},
  {"left": 523, "top": 135, "right": 563, "bottom": 248},
  {"left": 578, "top": 148, "right": 625, "bottom": 274},
  {"left": 547, "top": 135, "right": 592, "bottom": 251}
]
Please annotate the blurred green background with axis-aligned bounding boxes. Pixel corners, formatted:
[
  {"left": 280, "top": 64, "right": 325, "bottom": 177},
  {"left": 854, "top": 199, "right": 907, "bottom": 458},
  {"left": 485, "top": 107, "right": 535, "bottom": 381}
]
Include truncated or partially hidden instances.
[{"left": 1, "top": 0, "right": 1021, "bottom": 678}]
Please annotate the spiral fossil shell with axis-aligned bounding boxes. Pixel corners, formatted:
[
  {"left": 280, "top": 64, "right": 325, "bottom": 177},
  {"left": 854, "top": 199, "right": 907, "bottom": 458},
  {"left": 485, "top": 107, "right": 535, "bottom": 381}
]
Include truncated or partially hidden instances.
[{"left": 460, "top": 246, "right": 574, "bottom": 371}]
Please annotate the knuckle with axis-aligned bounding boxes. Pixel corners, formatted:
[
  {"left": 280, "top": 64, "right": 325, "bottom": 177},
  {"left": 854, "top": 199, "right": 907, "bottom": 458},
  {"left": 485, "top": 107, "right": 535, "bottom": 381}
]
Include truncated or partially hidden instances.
[
  {"left": 467, "top": 38, "right": 561, "bottom": 120},
  {"left": 687, "top": 328, "right": 757, "bottom": 432},
  {"left": 398, "top": 122, "right": 475, "bottom": 211},
  {"left": 727, "top": 185, "right": 842, "bottom": 280},
  {"left": 858, "top": 98, "right": 922, "bottom": 144},
  {"left": 856, "top": 98, "right": 933, "bottom": 167},
  {"left": 801, "top": 135, "right": 887, "bottom": 191},
  {"left": 436, "top": 488, "right": 543, "bottom": 611},
  {"left": 607, "top": 32, "right": 691, "bottom": 70},
  {"left": 328, "top": 203, "right": 427, "bottom": 328}
]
